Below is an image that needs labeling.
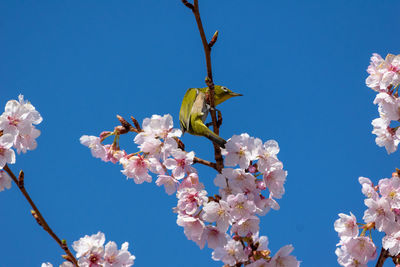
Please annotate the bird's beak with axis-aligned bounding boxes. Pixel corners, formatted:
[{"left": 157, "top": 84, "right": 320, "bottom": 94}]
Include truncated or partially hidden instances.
[{"left": 229, "top": 92, "right": 243, "bottom": 97}]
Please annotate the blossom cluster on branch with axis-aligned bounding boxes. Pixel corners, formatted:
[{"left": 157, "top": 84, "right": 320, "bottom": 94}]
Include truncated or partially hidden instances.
[
  {"left": 0, "top": 95, "right": 42, "bottom": 189},
  {"left": 334, "top": 52, "right": 400, "bottom": 267},
  {"left": 0, "top": 95, "right": 135, "bottom": 267},
  {"left": 42, "top": 232, "right": 135, "bottom": 267},
  {"left": 367, "top": 53, "right": 400, "bottom": 153},
  {"left": 81, "top": 114, "right": 300, "bottom": 266}
]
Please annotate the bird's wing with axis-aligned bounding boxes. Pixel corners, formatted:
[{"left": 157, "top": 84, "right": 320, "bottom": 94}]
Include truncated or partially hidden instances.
[
  {"left": 179, "top": 88, "right": 199, "bottom": 133},
  {"left": 190, "top": 91, "right": 208, "bottom": 123}
]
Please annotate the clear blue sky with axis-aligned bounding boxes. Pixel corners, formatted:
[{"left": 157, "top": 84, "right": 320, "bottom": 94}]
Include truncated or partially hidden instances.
[{"left": 1, "top": 1, "right": 400, "bottom": 266}]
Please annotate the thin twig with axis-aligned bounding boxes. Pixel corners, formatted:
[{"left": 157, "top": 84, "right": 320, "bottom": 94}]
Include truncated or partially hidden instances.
[
  {"left": 3, "top": 164, "right": 78, "bottom": 266},
  {"left": 183, "top": 0, "right": 224, "bottom": 172},
  {"left": 181, "top": 0, "right": 194, "bottom": 11},
  {"left": 375, "top": 247, "right": 389, "bottom": 267},
  {"left": 193, "top": 156, "right": 217, "bottom": 171}
]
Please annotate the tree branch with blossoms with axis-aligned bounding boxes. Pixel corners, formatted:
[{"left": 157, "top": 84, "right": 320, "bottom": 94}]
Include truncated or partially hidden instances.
[
  {"left": 334, "top": 53, "right": 400, "bottom": 267},
  {"left": 2, "top": 164, "right": 78, "bottom": 266},
  {"left": 0, "top": 96, "right": 136, "bottom": 267},
  {"left": 181, "top": 0, "right": 224, "bottom": 172}
]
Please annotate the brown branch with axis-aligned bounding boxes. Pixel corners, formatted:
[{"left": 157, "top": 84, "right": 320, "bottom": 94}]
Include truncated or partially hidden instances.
[
  {"left": 181, "top": 0, "right": 194, "bottom": 10},
  {"left": 3, "top": 164, "right": 78, "bottom": 266},
  {"left": 183, "top": 0, "right": 224, "bottom": 172},
  {"left": 193, "top": 156, "right": 217, "bottom": 171},
  {"left": 375, "top": 247, "right": 389, "bottom": 267}
]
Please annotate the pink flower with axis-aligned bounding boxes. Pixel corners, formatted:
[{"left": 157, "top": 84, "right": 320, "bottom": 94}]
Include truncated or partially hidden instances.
[
  {"left": 257, "top": 139, "right": 281, "bottom": 172},
  {"left": 202, "top": 200, "right": 232, "bottom": 232},
  {"left": 334, "top": 213, "right": 358, "bottom": 240},
  {"left": 176, "top": 187, "right": 207, "bottom": 215},
  {"left": 382, "top": 231, "right": 400, "bottom": 256},
  {"left": 268, "top": 245, "right": 300, "bottom": 267},
  {"left": 156, "top": 174, "right": 179, "bottom": 195},
  {"left": 223, "top": 134, "right": 260, "bottom": 169},
  {"left": 164, "top": 149, "right": 195, "bottom": 179},
  {"left": 344, "top": 237, "right": 377, "bottom": 264},
  {"left": 366, "top": 53, "right": 400, "bottom": 91},
  {"left": 0, "top": 170, "right": 12, "bottom": 191},
  {"left": 0, "top": 134, "right": 16, "bottom": 168},
  {"left": 120, "top": 154, "right": 152, "bottom": 184},
  {"left": 363, "top": 197, "right": 395, "bottom": 232},
  {"left": 231, "top": 216, "right": 260, "bottom": 236},
  {"left": 134, "top": 114, "right": 181, "bottom": 144},
  {"left": 176, "top": 215, "right": 205, "bottom": 246},
  {"left": 178, "top": 172, "right": 204, "bottom": 191},
  {"left": 379, "top": 176, "right": 400, "bottom": 209},
  {"left": 227, "top": 193, "right": 257, "bottom": 221},
  {"left": 104, "top": 241, "right": 135, "bottom": 267},
  {"left": 217, "top": 168, "right": 257, "bottom": 193},
  {"left": 212, "top": 239, "right": 248, "bottom": 266},
  {"left": 80, "top": 135, "right": 107, "bottom": 161},
  {"left": 199, "top": 225, "right": 227, "bottom": 249},
  {"left": 264, "top": 168, "right": 287, "bottom": 199},
  {"left": 371, "top": 118, "right": 400, "bottom": 154},
  {"left": 359, "top": 177, "right": 378, "bottom": 200},
  {"left": 374, "top": 92, "right": 400, "bottom": 121},
  {"left": 72, "top": 231, "right": 105, "bottom": 258}
]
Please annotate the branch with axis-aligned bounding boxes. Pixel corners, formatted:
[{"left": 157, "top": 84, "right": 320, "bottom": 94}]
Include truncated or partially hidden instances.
[
  {"left": 3, "top": 165, "right": 78, "bottom": 266},
  {"left": 375, "top": 247, "right": 389, "bottom": 267},
  {"left": 193, "top": 156, "right": 217, "bottom": 171},
  {"left": 182, "top": 0, "right": 224, "bottom": 172}
]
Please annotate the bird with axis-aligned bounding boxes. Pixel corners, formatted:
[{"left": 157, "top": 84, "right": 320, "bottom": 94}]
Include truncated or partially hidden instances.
[{"left": 179, "top": 85, "right": 242, "bottom": 148}]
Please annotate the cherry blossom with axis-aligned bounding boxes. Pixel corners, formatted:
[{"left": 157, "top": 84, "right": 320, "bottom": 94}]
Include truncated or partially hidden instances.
[
  {"left": 267, "top": 245, "right": 300, "bottom": 267},
  {"left": 0, "top": 134, "right": 16, "bottom": 168},
  {"left": 80, "top": 135, "right": 108, "bottom": 161},
  {"left": 371, "top": 117, "right": 400, "bottom": 154},
  {"left": 164, "top": 149, "right": 195, "bottom": 179},
  {"left": 0, "top": 170, "right": 12, "bottom": 191},
  {"left": 334, "top": 213, "right": 358, "bottom": 240}
]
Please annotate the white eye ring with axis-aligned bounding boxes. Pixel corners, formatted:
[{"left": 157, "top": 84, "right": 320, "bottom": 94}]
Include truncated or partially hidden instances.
[{"left": 221, "top": 86, "right": 228, "bottom": 92}]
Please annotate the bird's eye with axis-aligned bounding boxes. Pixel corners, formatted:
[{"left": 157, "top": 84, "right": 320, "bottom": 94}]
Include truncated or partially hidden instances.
[{"left": 221, "top": 86, "right": 228, "bottom": 92}]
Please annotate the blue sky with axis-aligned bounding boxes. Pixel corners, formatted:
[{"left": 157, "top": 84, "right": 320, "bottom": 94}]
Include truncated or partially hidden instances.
[{"left": 1, "top": 0, "right": 400, "bottom": 266}]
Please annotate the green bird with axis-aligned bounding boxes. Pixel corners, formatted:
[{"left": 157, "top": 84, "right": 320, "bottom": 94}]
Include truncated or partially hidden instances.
[{"left": 179, "top": 85, "right": 242, "bottom": 148}]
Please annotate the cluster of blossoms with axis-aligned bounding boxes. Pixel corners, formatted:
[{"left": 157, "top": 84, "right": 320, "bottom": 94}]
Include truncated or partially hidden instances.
[
  {"left": 334, "top": 173, "right": 400, "bottom": 266},
  {"left": 366, "top": 53, "right": 400, "bottom": 153},
  {"left": 0, "top": 95, "right": 42, "bottom": 190},
  {"left": 42, "top": 231, "right": 135, "bottom": 267},
  {"left": 82, "top": 114, "right": 300, "bottom": 266}
]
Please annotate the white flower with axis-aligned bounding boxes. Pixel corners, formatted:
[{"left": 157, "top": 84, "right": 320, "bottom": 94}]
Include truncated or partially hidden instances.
[
  {"left": 80, "top": 135, "right": 107, "bottom": 161},
  {"left": 72, "top": 231, "right": 105, "bottom": 258},
  {"left": 257, "top": 140, "right": 280, "bottom": 172},
  {"left": 135, "top": 114, "right": 181, "bottom": 144},
  {"left": 374, "top": 92, "right": 400, "bottom": 121}
]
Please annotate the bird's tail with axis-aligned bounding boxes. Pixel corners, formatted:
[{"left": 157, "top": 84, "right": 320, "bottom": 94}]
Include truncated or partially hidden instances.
[{"left": 205, "top": 129, "right": 227, "bottom": 148}]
